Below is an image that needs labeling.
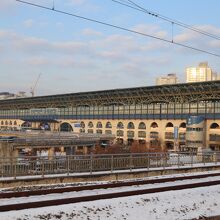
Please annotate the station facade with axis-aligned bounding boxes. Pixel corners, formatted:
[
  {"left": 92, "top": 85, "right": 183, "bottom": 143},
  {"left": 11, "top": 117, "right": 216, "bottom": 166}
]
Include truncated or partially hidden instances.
[{"left": 0, "top": 81, "right": 220, "bottom": 152}]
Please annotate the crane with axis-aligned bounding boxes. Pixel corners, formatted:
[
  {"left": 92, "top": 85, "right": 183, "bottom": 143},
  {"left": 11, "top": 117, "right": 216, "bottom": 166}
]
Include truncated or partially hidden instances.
[{"left": 30, "top": 73, "right": 41, "bottom": 97}]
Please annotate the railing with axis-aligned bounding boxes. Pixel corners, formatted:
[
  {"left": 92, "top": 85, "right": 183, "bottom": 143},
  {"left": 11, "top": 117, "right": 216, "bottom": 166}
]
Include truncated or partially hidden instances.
[{"left": 0, "top": 152, "right": 220, "bottom": 178}]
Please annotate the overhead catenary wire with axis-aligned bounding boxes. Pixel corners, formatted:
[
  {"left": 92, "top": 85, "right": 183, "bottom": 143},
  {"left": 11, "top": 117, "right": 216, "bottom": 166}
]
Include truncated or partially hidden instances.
[
  {"left": 15, "top": 0, "right": 220, "bottom": 58},
  {"left": 112, "top": 0, "right": 220, "bottom": 41}
]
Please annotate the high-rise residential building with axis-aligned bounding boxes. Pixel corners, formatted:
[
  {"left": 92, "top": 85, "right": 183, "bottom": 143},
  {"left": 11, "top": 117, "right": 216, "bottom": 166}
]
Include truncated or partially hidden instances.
[
  {"left": 186, "top": 62, "right": 215, "bottom": 83},
  {"left": 156, "top": 73, "right": 178, "bottom": 85}
]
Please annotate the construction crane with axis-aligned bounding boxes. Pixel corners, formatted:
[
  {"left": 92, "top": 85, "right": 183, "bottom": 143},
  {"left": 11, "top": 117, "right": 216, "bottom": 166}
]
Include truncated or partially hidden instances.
[{"left": 30, "top": 73, "right": 41, "bottom": 97}]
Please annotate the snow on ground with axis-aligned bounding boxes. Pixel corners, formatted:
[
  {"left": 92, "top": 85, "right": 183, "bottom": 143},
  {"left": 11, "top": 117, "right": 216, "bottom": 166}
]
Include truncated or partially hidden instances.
[
  {"left": 1, "top": 175, "right": 220, "bottom": 206},
  {"left": 0, "top": 185, "right": 220, "bottom": 220}
]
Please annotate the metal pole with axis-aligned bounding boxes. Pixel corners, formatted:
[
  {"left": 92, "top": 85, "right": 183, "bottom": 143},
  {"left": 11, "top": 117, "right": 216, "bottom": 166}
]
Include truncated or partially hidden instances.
[
  {"left": 13, "top": 158, "right": 16, "bottom": 180},
  {"left": 147, "top": 153, "right": 150, "bottom": 170},
  {"left": 90, "top": 154, "right": 93, "bottom": 174},
  {"left": 129, "top": 154, "right": 132, "bottom": 172},
  {"left": 42, "top": 159, "right": 44, "bottom": 178},
  {"left": 1, "top": 157, "right": 3, "bottom": 177},
  {"left": 191, "top": 151, "right": 193, "bottom": 167},
  {"left": 111, "top": 155, "right": 113, "bottom": 173},
  {"left": 163, "top": 153, "right": 165, "bottom": 170},
  {"left": 67, "top": 155, "right": 70, "bottom": 176},
  {"left": 177, "top": 153, "right": 180, "bottom": 168}
]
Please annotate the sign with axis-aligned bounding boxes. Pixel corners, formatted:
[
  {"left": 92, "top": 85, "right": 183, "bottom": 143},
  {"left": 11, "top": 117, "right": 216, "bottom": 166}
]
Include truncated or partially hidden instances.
[{"left": 174, "top": 126, "right": 178, "bottom": 139}]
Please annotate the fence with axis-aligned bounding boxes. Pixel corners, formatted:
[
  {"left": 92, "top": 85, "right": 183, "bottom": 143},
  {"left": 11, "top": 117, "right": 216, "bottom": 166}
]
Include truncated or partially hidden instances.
[{"left": 1, "top": 152, "right": 220, "bottom": 178}]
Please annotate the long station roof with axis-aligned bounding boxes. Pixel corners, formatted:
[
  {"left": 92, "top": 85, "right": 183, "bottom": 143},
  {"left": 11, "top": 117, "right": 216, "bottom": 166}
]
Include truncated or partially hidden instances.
[{"left": 0, "top": 80, "right": 220, "bottom": 110}]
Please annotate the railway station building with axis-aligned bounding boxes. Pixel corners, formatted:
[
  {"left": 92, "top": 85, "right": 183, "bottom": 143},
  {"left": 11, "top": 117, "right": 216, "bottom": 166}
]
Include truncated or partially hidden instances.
[{"left": 0, "top": 81, "right": 220, "bottom": 152}]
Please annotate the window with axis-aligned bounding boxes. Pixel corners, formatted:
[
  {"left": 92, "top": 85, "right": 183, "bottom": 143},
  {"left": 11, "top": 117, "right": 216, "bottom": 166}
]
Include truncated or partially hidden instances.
[
  {"left": 106, "top": 122, "right": 112, "bottom": 128},
  {"left": 127, "top": 122, "right": 135, "bottom": 129},
  {"left": 96, "top": 122, "right": 102, "bottom": 128},
  {"left": 117, "top": 122, "right": 124, "bottom": 129},
  {"left": 138, "top": 122, "right": 146, "bottom": 130},
  {"left": 138, "top": 131, "right": 146, "bottom": 138}
]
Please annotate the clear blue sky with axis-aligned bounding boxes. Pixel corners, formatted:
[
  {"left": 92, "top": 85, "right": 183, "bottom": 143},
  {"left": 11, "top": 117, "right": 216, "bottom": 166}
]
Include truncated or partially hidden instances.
[{"left": 0, "top": 0, "right": 220, "bottom": 95}]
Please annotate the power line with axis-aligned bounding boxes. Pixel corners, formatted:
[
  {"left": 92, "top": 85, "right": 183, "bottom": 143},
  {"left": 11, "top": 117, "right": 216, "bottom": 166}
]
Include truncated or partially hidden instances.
[
  {"left": 112, "top": 0, "right": 220, "bottom": 41},
  {"left": 15, "top": 0, "right": 220, "bottom": 58}
]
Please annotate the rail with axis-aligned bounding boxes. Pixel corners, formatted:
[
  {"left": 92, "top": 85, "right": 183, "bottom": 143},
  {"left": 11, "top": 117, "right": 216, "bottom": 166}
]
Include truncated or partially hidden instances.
[{"left": 0, "top": 152, "right": 220, "bottom": 178}]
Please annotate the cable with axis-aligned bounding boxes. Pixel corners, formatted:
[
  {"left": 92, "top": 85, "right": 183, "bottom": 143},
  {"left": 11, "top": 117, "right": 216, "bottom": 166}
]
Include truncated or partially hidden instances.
[
  {"left": 112, "top": 0, "right": 220, "bottom": 41},
  {"left": 15, "top": 0, "right": 220, "bottom": 58}
]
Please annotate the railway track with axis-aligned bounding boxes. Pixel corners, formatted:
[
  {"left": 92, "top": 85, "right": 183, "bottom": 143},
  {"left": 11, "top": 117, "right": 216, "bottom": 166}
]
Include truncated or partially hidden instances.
[
  {"left": 0, "top": 173, "right": 220, "bottom": 212},
  {"left": 1, "top": 172, "right": 220, "bottom": 199}
]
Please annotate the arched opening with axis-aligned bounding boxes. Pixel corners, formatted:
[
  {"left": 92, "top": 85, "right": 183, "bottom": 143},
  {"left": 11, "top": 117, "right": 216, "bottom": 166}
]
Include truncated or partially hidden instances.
[
  {"left": 21, "top": 121, "right": 31, "bottom": 129},
  {"left": 88, "top": 121, "right": 93, "bottom": 128},
  {"left": 60, "top": 122, "right": 73, "bottom": 132},
  {"left": 150, "top": 122, "right": 158, "bottom": 128},
  {"left": 81, "top": 121, "right": 85, "bottom": 128},
  {"left": 80, "top": 122, "right": 85, "bottom": 133},
  {"left": 166, "top": 122, "right": 174, "bottom": 128},
  {"left": 166, "top": 141, "right": 174, "bottom": 150},
  {"left": 179, "top": 122, "right": 186, "bottom": 128},
  {"left": 14, "top": 121, "right": 17, "bottom": 126},
  {"left": 96, "top": 122, "right": 103, "bottom": 128},
  {"left": 127, "top": 122, "right": 135, "bottom": 129},
  {"left": 106, "top": 122, "right": 112, "bottom": 128},
  {"left": 116, "top": 138, "right": 124, "bottom": 144},
  {"left": 9, "top": 121, "right": 12, "bottom": 125},
  {"left": 1, "top": 121, "right": 3, "bottom": 125},
  {"left": 5, "top": 121, "right": 8, "bottom": 126},
  {"left": 210, "top": 123, "right": 220, "bottom": 129},
  {"left": 117, "top": 122, "right": 124, "bottom": 129},
  {"left": 138, "top": 122, "right": 146, "bottom": 130},
  {"left": 39, "top": 122, "right": 51, "bottom": 131},
  {"left": 166, "top": 142, "right": 174, "bottom": 150},
  {"left": 139, "top": 139, "right": 146, "bottom": 145}
]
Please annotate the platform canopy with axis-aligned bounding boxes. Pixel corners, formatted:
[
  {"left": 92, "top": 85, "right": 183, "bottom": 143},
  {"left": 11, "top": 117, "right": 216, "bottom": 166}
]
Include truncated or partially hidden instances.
[{"left": 0, "top": 81, "right": 220, "bottom": 110}]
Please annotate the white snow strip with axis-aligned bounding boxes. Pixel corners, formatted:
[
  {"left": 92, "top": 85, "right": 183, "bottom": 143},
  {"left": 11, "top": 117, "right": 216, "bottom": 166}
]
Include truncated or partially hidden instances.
[
  {"left": 1, "top": 176, "right": 220, "bottom": 206},
  {"left": 0, "top": 185, "right": 220, "bottom": 220}
]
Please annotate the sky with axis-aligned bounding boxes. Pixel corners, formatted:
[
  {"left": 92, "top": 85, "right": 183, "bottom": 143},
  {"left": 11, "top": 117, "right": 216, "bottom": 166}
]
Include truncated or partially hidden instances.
[{"left": 0, "top": 0, "right": 220, "bottom": 96}]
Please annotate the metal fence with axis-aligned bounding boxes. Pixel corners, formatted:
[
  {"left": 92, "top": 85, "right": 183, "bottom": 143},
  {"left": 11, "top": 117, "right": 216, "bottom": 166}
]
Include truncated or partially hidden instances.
[{"left": 1, "top": 152, "right": 220, "bottom": 178}]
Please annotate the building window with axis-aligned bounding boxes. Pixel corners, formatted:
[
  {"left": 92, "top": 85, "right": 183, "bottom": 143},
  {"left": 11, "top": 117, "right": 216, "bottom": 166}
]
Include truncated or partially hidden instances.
[
  {"left": 106, "top": 122, "right": 112, "bottom": 128},
  {"left": 127, "top": 122, "right": 135, "bottom": 129},
  {"left": 150, "top": 122, "right": 158, "bottom": 128},
  {"left": 88, "top": 121, "right": 93, "bottom": 128},
  {"left": 138, "top": 131, "right": 146, "bottom": 138},
  {"left": 127, "top": 130, "right": 134, "bottom": 138},
  {"left": 117, "top": 122, "right": 124, "bottom": 129},
  {"left": 138, "top": 122, "right": 146, "bottom": 130},
  {"left": 105, "top": 130, "right": 112, "bottom": 135},
  {"left": 96, "top": 122, "right": 103, "bottom": 128},
  {"left": 88, "top": 129, "right": 93, "bottom": 133},
  {"left": 117, "top": 130, "right": 124, "bottom": 136},
  {"left": 96, "top": 129, "right": 102, "bottom": 134}
]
